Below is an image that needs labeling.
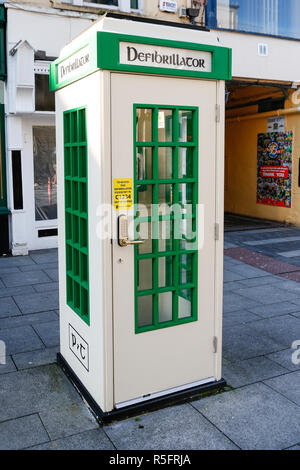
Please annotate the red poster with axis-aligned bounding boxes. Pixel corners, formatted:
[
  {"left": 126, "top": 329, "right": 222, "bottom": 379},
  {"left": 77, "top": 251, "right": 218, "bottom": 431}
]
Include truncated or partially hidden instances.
[
  {"left": 257, "top": 132, "right": 293, "bottom": 209},
  {"left": 260, "top": 166, "right": 289, "bottom": 179}
]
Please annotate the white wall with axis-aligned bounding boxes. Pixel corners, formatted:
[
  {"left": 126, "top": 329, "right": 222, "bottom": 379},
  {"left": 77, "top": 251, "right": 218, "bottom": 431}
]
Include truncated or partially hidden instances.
[
  {"left": 218, "top": 29, "right": 300, "bottom": 82},
  {"left": 6, "top": 5, "right": 94, "bottom": 254}
]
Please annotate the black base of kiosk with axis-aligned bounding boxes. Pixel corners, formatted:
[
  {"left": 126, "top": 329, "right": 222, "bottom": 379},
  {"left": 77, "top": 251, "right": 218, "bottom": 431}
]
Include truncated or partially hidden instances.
[{"left": 57, "top": 353, "right": 227, "bottom": 424}]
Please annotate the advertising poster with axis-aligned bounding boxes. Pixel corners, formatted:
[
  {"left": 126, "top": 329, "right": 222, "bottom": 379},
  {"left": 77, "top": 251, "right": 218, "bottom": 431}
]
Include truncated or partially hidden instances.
[{"left": 257, "top": 131, "right": 293, "bottom": 208}]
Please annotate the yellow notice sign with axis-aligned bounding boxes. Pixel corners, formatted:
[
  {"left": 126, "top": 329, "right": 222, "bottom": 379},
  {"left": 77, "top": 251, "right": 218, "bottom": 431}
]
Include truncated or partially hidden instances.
[{"left": 113, "top": 178, "right": 133, "bottom": 210}]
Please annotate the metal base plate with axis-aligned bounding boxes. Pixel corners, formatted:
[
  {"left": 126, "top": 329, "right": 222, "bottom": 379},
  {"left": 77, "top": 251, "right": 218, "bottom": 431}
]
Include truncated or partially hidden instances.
[{"left": 57, "top": 353, "right": 227, "bottom": 424}]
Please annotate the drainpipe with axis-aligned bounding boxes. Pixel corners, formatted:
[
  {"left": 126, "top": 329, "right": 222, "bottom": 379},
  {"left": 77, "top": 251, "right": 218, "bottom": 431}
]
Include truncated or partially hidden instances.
[{"left": 227, "top": 106, "right": 300, "bottom": 123}]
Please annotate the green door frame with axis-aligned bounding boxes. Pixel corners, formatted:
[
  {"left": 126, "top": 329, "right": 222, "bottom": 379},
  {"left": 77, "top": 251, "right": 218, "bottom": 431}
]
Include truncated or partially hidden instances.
[{"left": 134, "top": 104, "right": 199, "bottom": 334}]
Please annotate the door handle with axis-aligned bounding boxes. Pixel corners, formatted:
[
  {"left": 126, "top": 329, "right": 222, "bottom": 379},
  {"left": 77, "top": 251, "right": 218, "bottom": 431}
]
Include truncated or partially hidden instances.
[{"left": 118, "top": 214, "right": 145, "bottom": 247}]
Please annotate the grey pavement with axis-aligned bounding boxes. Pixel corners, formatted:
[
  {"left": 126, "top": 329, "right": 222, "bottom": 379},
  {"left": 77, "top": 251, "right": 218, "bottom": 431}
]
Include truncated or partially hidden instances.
[{"left": 0, "top": 235, "right": 299, "bottom": 450}]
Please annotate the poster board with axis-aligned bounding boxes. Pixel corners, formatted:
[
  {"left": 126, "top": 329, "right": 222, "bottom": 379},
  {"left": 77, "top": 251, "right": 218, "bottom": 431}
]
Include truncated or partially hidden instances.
[{"left": 257, "top": 131, "right": 293, "bottom": 208}]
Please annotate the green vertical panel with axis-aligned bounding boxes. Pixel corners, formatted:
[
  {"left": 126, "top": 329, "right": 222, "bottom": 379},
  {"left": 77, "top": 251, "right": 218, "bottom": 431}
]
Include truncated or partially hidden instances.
[
  {"left": 134, "top": 104, "right": 199, "bottom": 334},
  {"left": 63, "top": 107, "right": 89, "bottom": 326}
]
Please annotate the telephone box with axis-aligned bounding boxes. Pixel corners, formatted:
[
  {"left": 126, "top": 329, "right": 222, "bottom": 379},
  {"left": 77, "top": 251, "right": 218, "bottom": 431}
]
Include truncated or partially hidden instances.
[{"left": 51, "top": 15, "right": 231, "bottom": 422}]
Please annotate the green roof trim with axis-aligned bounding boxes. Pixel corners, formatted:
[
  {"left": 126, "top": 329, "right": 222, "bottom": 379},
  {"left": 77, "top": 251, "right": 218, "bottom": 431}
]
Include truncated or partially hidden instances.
[{"left": 50, "top": 31, "right": 232, "bottom": 91}]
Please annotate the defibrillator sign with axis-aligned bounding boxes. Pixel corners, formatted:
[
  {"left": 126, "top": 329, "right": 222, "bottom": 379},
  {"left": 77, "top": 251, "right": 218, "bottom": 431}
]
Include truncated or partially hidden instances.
[{"left": 113, "top": 178, "right": 133, "bottom": 210}]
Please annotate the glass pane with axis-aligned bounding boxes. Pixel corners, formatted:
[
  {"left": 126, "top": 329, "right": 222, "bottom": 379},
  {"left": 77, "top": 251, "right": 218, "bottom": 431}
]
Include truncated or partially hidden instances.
[
  {"left": 178, "top": 289, "right": 192, "bottom": 319},
  {"left": 136, "top": 147, "right": 152, "bottom": 180},
  {"left": 179, "top": 254, "right": 193, "bottom": 285},
  {"left": 179, "top": 218, "right": 197, "bottom": 251},
  {"left": 158, "top": 220, "right": 173, "bottom": 252},
  {"left": 136, "top": 108, "right": 152, "bottom": 142},
  {"left": 158, "top": 110, "right": 173, "bottom": 142},
  {"left": 179, "top": 183, "right": 193, "bottom": 207},
  {"left": 138, "top": 295, "right": 153, "bottom": 327},
  {"left": 179, "top": 148, "right": 193, "bottom": 178},
  {"left": 158, "top": 147, "right": 173, "bottom": 179},
  {"left": 158, "top": 292, "right": 173, "bottom": 323},
  {"left": 137, "top": 184, "right": 153, "bottom": 213},
  {"left": 138, "top": 259, "right": 152, "bottom": 291},
  {"left": 206, "top": 0, "right": 300, "bottom": 40},
  {"left": 179, "top": 110, "right": 193, "bottom": 142},
  {"left": 35, "top": 74, "right": 55, "bottom": 112},
  {"left": 33, "top": 126, "right": 57, "bottom": 221},
  {"left": 158, "top": 184, "right": 174, "bottom": 206},
  {"left": 137, "top": 221, "right": 153, "bottom": 254},
  {"left": 159, "top": 257, "right": 173, "bottom": 287}
]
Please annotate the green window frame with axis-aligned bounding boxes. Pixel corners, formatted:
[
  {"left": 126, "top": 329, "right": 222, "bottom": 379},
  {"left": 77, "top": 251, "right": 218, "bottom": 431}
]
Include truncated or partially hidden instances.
[
  {"left": 63, "top": 107, "right": 90, "bottom": 325},
  {"left": 134, "top": 105, "right": 199, "bottom": 334}
]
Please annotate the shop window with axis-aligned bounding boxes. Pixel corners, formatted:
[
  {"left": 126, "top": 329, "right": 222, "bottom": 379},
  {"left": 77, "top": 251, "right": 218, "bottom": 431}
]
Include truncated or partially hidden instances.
[
  {"left": 33, "top": 126, "right": 57, "bottom": 221},
  {"left": 80, "top": 0, "right": 139, "bottom": 9},
  {"left": 12, "top": 150, "right": 23, "bottom": 210},
  {"left": 35, "top": 74, "right": 55, "bottom": 112},
  {"left": 206, "top": 0, "right": 300, "bottom": 40}
]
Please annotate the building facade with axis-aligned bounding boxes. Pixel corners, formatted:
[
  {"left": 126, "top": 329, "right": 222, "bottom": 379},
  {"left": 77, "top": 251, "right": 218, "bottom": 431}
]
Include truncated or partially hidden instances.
[{"left": 2, "top": 0, "right": 300, "bottom": 255}]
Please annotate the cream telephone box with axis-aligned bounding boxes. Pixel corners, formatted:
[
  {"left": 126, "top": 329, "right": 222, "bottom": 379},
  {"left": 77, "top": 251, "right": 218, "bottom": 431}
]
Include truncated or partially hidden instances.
[{"left": 50, "top": 15, "right": 231, "bottom": 422}]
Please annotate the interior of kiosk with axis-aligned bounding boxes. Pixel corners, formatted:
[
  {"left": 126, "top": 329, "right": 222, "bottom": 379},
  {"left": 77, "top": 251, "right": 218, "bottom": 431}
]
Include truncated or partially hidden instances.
[{"left": 51, "top": 15, "right": 231, "bottom": 421}]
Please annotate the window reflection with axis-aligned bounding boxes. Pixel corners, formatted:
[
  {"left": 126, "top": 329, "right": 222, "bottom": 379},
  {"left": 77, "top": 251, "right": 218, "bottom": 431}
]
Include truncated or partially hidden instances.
[
  {"left": 206, "top": 0, "right": 300, "bottom": 39},
  {"left": 33, "top": 126, "right": 57, "bottom": 220}
]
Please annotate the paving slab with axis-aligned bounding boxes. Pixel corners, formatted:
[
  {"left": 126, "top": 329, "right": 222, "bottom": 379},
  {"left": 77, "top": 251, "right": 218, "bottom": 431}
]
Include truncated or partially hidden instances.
[
  {"left": 223, "top": 310, "right": 260, "bottom": 328},
  {"left": 225, "top": 247, "right": 300, "bottom": 274},
  {"left": 288, "top": 445, "right": 300, "bottom": 450},
  {"left": 0, "top": 267, "right": 21, "bottom": 275},
  {"left": 0, "top": 256, "right": 35, "bottom": 268},
  {"left": 223, "top": 292, "right": 261, "bottom": 314},
  {"left": 245, "top": 236, "right": 300, "bottom": 246},
  {"left": 223, "top": 270, "right": 245, "bottom": 282},
  {"left": 0, "top": 414, "right": 49, "bottom": 450},
  {"left": 29, "top": 428, "right": 115, "bottom": 450},
  {"left": 223, "top": 356, "right": 288, "bottom": 388},
  {"left": 0, "top": 356, "right": 17, "bottom": 375},
  {"left": 43, "top": 268, "right": 58, "bottom": 282},
  {"left": 223, "top": 323, "right": 284, "bottom": 361},
  {"left": 264, "top": 371, "right": 300, "bottom": 406},
  {"left": 0, "top": 285, "right": 35, "bottom": 299},
  {"left": 13, "top": 291, "right": 59, "bottom": 314},
  {"left": 0, "top": 364, "right": 97, "bottom": 440},
  {"left": 223, "top": 281, "right": 242, "bottom": 292},
  {"left": 105, "top": 403, "right": 238, "bottom": 450},
  {"left": 267, "top": 348, "right": 300, "bottom": 372},
  {"left": 33, "top": 282, "right": 59, "bottom": 293},
  {"left": 13, "top": 347, "right": 58, "bottom": 370},
  {"left": 192, "top": 383, "right": 300, "bottom": 450},
  {"left": 19, "top": 262, "right": 58, "bottom": 273},
  {"left": 0, "top": 311, "right": 58, "bottom": 330},
  {"left": 0, "top": 325, "right": 44, "bottom": 354},
  {"left": 278, "top": 250, "right": 300, "bottom": 258},
  {"left": 247, "top": 301, "right": 300, "bottom": 319},
  {"left": 279, "top": 272, "right": 300, "bottom": 282},
  {"left": 236, "top": 275, "right": 278, "bottom": 288},
  {"left": 29, "top": 252, "right": 59, "bottom": 265},
  {"left": 0, "top": 296, "right": 21, "bottom": 318},
  {"left": 0, "top": 270, "right": 51, "bottom": 288},
  {"left": 33, "top": 321, "right": 60, "bottom": 347},
  {"left": 248, "top": 315, "right": 300, "bottom": 348},
  {"left": 233, "top": 285, "right": 300, "bottom": 305},
  {"left": 226, "top": 264, "right": 269, "bottom": 279}
]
